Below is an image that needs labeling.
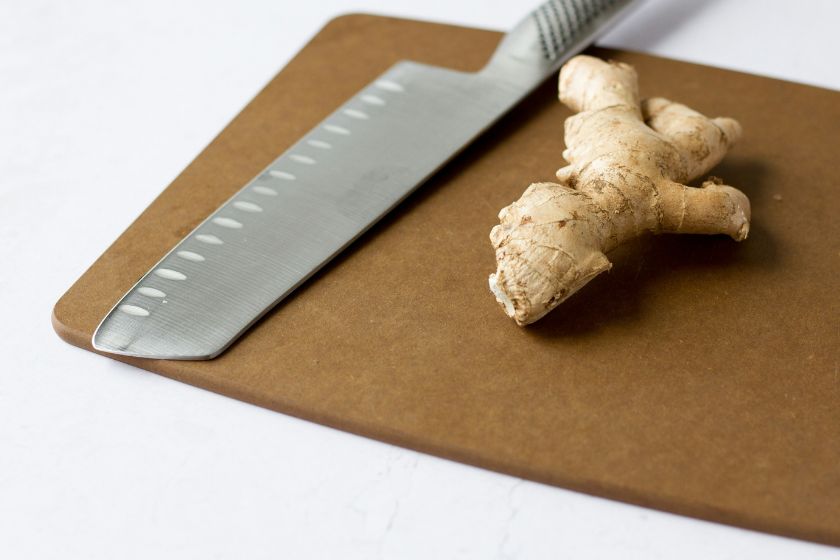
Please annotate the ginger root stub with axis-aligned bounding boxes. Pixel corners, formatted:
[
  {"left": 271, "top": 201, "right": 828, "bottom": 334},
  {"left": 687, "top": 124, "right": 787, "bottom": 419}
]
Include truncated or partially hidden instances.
[{"left": 489, "top": 55, "right": 750, "bottom": 325}]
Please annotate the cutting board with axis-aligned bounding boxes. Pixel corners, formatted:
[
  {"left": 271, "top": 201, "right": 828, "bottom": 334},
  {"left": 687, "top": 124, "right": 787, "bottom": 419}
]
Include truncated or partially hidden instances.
[{"left": 53, "top": 14, "right": 840, "bottom": 546}]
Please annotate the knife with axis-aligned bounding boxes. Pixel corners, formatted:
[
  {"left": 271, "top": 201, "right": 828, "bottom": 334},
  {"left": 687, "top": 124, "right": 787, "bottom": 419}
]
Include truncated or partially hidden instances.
[{"left": 93, "top": 0, "right": 639, "bottom": 359}]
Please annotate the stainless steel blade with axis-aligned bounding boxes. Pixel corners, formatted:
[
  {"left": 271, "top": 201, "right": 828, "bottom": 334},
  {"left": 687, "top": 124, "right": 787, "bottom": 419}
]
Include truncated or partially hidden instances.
[{"left": 93, "top": 0, "right": 638, "bottom": 359}]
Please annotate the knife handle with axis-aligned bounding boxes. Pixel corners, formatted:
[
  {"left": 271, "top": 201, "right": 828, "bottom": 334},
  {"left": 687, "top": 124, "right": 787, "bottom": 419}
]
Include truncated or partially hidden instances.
[{"left": 481, "top": 0, "right": 637, "bottom": 82}]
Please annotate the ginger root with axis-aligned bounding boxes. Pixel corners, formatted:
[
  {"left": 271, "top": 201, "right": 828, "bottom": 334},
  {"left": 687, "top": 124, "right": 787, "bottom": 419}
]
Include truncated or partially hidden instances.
[{"left": 489, "top": 55, "right": 750, "bottom": 325}]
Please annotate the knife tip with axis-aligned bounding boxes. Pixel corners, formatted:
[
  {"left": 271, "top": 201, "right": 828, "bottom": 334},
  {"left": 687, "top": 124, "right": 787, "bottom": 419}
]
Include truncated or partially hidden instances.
[{"left": 92, "top": 327, "right": 220, "bottom": 361}]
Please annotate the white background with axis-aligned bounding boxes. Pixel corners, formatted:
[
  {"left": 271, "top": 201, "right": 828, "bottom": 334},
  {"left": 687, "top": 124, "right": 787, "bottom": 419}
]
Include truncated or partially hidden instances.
[{"left": 2, "top": 0, "right": 839, "bottom": 558}]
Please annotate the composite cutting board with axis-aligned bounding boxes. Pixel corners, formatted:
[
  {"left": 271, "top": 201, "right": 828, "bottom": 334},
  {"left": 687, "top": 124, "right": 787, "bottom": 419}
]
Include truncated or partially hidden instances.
[{"left": 53, "top": 14, "right": 840, "bottom": 545}]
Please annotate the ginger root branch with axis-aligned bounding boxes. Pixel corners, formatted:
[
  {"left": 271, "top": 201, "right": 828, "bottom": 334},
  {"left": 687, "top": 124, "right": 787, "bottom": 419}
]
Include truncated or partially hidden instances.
[{"left": 489, "top": 55, "right": 750, "bottom": 325}]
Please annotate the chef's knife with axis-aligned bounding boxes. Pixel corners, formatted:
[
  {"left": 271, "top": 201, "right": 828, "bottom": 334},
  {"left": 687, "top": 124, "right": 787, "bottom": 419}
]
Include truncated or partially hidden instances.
[{"left": 93, "top": 0, "right": 639, "bottom": 359}]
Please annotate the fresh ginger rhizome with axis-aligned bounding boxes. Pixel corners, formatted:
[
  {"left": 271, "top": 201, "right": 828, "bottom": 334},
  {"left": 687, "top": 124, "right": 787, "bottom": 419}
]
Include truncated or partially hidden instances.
[{"left": 489, "top": 55, "right": 750, "bottom": 325}]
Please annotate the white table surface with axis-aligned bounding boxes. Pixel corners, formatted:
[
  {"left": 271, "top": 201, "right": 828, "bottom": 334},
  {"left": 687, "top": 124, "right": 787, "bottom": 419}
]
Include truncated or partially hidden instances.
[{"left": 2, "top": 0, "right": 839, "bottom": 558}]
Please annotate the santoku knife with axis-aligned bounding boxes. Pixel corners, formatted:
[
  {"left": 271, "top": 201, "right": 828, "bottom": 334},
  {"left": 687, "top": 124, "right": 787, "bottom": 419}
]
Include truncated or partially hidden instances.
[{"left": 93, "top": 0, "right": 639, "bottom": 359}]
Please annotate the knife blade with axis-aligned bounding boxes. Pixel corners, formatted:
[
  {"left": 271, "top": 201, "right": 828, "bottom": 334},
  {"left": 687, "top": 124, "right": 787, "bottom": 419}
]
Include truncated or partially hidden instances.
[{"left": 93, "top": 0, "right": 639, "bottom": 359}]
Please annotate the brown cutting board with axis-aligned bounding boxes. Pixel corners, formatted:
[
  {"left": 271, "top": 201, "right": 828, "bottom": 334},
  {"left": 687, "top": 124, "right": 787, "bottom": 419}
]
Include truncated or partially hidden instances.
[{"left": 53, "top": 14, "right": 840, "bottom": 546}]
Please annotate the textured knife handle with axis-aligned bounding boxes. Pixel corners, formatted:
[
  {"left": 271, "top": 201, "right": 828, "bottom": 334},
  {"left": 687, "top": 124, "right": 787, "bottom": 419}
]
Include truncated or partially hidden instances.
[{"left": 483, "top": 0, "right": 635, "bottom": 81}]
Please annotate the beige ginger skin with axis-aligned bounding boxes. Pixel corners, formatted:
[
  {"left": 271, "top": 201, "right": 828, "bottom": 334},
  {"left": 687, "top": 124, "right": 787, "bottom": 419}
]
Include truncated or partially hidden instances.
[{"left": 489, "top": 55, "right": 750, "bottom": 325}]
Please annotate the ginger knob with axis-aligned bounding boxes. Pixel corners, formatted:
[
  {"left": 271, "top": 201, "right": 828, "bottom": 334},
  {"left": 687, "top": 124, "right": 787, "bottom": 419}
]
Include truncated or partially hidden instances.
[{"left": 489, "top": 55, "right": 750, "bottom": 325}]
